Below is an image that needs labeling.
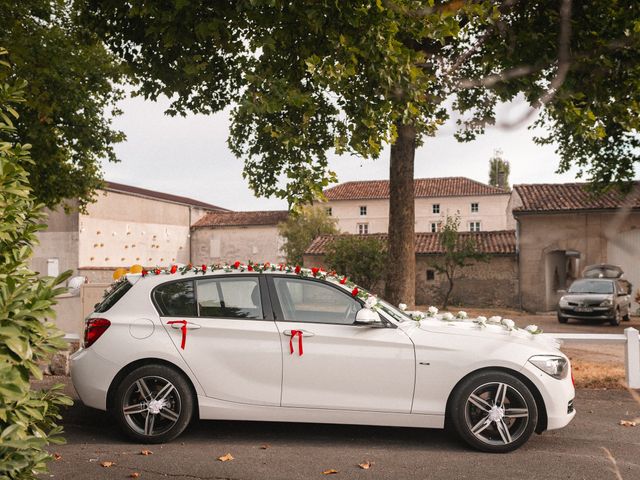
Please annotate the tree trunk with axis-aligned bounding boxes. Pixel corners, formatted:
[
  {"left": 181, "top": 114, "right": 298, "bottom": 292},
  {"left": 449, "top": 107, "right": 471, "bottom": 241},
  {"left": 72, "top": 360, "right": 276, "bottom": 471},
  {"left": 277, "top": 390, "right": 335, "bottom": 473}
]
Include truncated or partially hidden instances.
[
  {"left": 442, "top": 270, "right": 454, "bottom": 309},
  {"left": 384, "top": 123, "right": 416, "bottom": 307}
]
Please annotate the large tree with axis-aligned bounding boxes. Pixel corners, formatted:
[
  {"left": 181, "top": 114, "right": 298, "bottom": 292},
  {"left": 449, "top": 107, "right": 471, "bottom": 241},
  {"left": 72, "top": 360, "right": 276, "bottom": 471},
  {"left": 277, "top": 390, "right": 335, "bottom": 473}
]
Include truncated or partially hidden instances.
[
  {"left": 79, "top": 0, "right": 640, "bottom": 305},
  {"left": 0, "top": 0, "right": 125, "bottom": 209}
]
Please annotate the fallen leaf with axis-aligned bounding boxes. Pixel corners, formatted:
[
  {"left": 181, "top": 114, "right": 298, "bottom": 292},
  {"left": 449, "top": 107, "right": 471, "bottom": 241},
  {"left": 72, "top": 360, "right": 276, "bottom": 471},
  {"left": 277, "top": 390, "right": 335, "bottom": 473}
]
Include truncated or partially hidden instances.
[
  {"left": 218, "top": 453, "right": 234, "bottom": 462},
  {"left": 322, "top": 469, "right": 339, "bottom": 475},
  {"left": 259, "top": 444, "right": 270, "bottom": 450},
  {"left": 53, "top": 453, "right": 62, "bottom": 461},
  {"left": 358, "top": 461, "right": 373, "bottom": 470},
  {"left": 140, "top": 449, "right": 153, "bottom": 456},
  {"left": 100, "top": 461, "right": 115, "bottom": 468},
  {"left": 619, "top": 419, "right": 638, "bottom": 427},
  {"left": 129, "top": 473, "right": 140, "bottom": 478}
]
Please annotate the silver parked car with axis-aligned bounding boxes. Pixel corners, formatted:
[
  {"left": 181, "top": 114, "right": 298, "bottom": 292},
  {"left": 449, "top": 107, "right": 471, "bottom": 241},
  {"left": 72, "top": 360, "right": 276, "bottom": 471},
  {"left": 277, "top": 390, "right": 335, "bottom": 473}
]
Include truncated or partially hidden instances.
[{"left": 557, "top": 278, "right": 631, "bottom": 326}]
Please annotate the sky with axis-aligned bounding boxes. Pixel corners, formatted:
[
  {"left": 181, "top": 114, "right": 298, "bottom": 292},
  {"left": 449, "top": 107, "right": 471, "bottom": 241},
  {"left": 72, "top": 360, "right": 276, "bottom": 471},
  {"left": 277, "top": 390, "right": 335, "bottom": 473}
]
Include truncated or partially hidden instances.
[{"left": 102, "top": 94, "right": 583, "bottom": 212}]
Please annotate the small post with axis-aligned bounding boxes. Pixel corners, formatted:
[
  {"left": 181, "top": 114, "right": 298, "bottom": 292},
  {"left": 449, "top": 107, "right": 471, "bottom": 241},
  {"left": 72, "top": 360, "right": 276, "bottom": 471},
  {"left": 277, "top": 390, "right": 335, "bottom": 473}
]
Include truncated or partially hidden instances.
[{"left": 624, "top": 327, "right": 640, "bottom": 389}]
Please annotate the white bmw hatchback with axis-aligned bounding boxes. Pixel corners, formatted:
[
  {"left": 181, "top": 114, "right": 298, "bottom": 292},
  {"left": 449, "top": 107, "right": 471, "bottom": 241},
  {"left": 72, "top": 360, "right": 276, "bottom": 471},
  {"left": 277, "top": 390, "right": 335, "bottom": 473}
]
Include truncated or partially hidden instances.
[{"left": 71, "top": 263, "right": 575, "bottom": 452}]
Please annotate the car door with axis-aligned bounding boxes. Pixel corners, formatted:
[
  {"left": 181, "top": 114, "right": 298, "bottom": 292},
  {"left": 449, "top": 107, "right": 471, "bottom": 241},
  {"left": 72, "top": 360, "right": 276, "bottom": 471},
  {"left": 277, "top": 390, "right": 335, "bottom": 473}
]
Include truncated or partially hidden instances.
[
  {"left": 267, "top": 275, "right": 415, "bottom": 413},
  {"left": 155, "top": 275, "right": 282, "bottom": 406}
]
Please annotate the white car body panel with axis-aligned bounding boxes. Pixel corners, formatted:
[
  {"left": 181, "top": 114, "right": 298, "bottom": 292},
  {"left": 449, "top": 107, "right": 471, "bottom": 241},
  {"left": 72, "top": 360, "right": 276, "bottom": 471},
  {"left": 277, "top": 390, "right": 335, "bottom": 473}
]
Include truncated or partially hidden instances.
[{"left": 70, "top": 270, "right": 575, "bottom": 434}]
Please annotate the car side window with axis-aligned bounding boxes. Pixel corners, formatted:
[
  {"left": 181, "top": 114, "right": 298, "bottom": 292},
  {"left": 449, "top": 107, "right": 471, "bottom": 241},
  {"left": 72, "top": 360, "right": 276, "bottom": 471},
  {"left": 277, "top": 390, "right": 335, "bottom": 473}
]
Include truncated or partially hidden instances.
[
  {"left": 272, "top": 277, "right": 360, "bottom": 325},
  {"left": 196, "top": 277, "right": 263, "bottom": 319},
  {"left": 154, "top": 280, "right": 197, "bottom": 317}
]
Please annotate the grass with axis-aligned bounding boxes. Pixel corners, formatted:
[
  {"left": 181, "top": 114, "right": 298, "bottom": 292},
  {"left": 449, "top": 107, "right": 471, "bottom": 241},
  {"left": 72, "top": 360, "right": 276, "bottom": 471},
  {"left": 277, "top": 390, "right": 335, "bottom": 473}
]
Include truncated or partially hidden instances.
[{"left": 570, "top": 359, "right": 626, "bottom": 390}]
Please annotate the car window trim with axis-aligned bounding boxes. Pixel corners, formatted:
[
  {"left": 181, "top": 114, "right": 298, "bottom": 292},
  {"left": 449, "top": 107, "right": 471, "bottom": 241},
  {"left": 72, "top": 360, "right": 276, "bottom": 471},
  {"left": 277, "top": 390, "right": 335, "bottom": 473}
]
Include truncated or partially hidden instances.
[
  {"left": 265, "top": 274, "right": 364, "bottom": 326},
  {"left": 151, "top": 278, "right": 198, "bottom": 318},
  {"left": 194, "top": 274, "right": 273, "bottom": 321}
]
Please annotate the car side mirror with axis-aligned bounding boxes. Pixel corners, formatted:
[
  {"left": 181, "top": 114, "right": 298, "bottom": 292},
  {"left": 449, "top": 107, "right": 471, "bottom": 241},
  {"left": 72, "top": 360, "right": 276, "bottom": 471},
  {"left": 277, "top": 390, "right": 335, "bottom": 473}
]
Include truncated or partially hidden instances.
[{"left": 354, "top": 308, "right": 386, "bottom": 328}]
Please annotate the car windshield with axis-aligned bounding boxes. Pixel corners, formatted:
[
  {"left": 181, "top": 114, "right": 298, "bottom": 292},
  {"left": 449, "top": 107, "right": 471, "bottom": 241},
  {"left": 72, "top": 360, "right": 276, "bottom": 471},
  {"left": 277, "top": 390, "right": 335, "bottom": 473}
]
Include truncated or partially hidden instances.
[
  {"left": 376, "top": 299, "right": 414, "bottom": 323},
  {"left": 568, "top": 279, "right": 613, "bottom": 294}
]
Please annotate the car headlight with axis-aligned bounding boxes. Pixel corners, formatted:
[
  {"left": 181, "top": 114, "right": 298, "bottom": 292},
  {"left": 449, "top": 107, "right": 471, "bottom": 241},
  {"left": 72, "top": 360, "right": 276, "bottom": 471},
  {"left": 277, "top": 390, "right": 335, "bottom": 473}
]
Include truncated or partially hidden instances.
[
  {"left": 599, "top": 299, "right": 612, "bottom": 307},
  {"left": 529, "top": 355, "right": 569, "bottom": 379}
]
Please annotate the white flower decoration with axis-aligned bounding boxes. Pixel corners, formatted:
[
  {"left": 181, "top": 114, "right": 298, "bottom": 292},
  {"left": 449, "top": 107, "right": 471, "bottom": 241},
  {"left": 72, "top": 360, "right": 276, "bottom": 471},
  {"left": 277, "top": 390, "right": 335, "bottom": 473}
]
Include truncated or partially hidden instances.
[
  {"left": 502, "top": 318, "right": 515, "bottom": 331},
  {"left": 427, "top": 306, "right": 439, "bottom": 317},
  {"left": 474, "top": 316, "right": 487, "bottom": 328},
  {"left": 398, "top": 303, "right": 407, "bottom": 311},
  {"left": 408, "top": 311, "right": 425, "bottom": 321},
  {"left": 525, "top": 324, "right": 542, "bottom": 334},
  {"left": 456, "top": 311, "right": 468, "bottom": 319},
  {"left": 365, "top": 295, "right": 378, "bottom": 309},
  {"left": 442, "top": 312, "right": 455, "bottom": 321},
  {"left": 488, "top": 316, "right": 502, "bottom": 324}
]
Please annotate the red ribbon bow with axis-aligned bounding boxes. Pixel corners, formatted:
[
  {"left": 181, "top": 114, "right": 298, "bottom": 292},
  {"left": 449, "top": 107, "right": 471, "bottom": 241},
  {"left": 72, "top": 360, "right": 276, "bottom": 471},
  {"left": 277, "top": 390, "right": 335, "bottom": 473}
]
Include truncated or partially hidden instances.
[
  {"left": 167, "top": 320, "right": 188, "bottom": 349},
  {"left": 289, "top": 330, "right": 303, "bottom": 356}
]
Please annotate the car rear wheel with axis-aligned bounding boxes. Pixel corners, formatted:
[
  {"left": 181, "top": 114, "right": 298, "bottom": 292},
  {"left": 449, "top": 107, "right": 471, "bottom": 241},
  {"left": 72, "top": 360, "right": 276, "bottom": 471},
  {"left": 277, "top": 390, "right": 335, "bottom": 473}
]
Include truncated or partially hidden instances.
[
  {"left": 113, "top": 364, "right": 194, "bottom": 443},
  {"left": 610, "top": 309, "right": 621, "bottom": 326},
  {"left": 623, "top": 312, "right": 631, "bottom": 321},
  {"left": 449, "top": 370, "right": 538, "bottom": 453}
]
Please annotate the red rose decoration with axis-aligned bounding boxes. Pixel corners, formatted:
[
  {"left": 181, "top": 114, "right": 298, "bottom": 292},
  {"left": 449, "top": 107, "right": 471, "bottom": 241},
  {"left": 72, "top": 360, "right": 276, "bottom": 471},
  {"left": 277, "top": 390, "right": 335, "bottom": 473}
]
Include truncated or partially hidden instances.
[
  {"left": 311, "top": 267, "right": 319, "bottom": 277},
  {"left": 295, "top": 265, "right": 301, "bottom": 274},
  {"left": 248, "top": 264, "right": 253, "bottom": 271},
  {"left": 279, "top": 264, "right": 284, "bottom": 271},
  {"left": 351, "top": 287, "right": 359, "bottom": 296},
  {"left": 233, "top": 261, "right": 241, "bottom": 269},
  {"left": 170, "top": 265, "right": 177, "bottom": 274},
  {"left": 202, "top": 264, "right": 207, "bottom": 272},
  {"left": 340, "top": 276, "right": 347, "bottom": 285},
  {"left": 142, "top": 269, "right": 148, "bottom": 277},
  {"left": 264, "top": 262, "right": 270, "bottom": 269},
  {"left": 154, "top": 268, "right": 161, "bottom": 275}
]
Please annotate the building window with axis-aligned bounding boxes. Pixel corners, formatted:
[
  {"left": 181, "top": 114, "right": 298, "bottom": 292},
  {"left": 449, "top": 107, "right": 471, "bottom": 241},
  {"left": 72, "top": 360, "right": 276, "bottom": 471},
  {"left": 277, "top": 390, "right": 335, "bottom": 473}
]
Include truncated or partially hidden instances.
[
  {"left": 357, "top": 223, "right": 369, "bottom": 235},
  {"left": 471, "top": 202, "right": 479, "bottom": 213},
  {"left": 469, "top": 221, "right": 481, "bottom": 232},
  {"left": 325, "top": 207, "right": 332, "bottom": 216},
  {"left": 432, "top": 204, "right": 440, "bottom": 214},
  {"left": 430, "top": 222, "right": 439, "bottom": 233},
  {"left": 360, "top": 205, "right": 367, "bottom": 216},
  {"left": 426, "top": 269, "right": 435, "bottom": 281}
]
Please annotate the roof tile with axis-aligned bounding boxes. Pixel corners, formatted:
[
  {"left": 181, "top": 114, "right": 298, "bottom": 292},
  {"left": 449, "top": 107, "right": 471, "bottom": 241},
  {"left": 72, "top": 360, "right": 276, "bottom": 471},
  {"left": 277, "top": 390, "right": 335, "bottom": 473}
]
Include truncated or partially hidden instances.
[
  {"left": 105, "top": 181, "right": 228, "bottom": 211},
  {"left": 513, "top": 183, "right": 640, "bottom": 212},
  {"left": 192, "top": 210, "right": 289, "bottom": 228}
]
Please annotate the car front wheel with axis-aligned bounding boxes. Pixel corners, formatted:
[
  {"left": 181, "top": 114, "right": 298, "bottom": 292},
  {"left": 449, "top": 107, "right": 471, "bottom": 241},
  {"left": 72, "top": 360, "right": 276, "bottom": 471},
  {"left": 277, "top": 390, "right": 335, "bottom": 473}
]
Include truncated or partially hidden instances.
[
  {"left": 557, "top": 313, "right": 568, "bottom": 324},
  {"left": 610, "top": 308, "right": 621, "bottom": 326},
  {"left": 113, "top": 364, "right": 194, "bottom": 443},
  {"left": 449, "top": 370, "right": 538, "bottom": 453}
]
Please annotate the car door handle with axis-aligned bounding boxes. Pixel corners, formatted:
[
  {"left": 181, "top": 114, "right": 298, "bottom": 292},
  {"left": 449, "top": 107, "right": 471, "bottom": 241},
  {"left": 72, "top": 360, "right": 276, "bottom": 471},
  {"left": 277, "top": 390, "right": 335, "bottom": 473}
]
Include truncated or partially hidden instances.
[
  {"left": 169, "top": 322, "right": 201, "bottom": 330},
  {"left": 282, "top": 329, "right": 315, "bottom": 337}
]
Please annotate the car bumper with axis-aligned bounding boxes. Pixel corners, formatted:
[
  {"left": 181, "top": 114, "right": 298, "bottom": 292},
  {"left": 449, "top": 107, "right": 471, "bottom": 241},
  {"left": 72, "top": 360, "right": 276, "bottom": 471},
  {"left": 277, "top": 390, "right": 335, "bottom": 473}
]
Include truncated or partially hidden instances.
[
  {"left": 520, "top": 361, "right": 576, "bottom": 431},
  {"left": 558, "top": 307, "right": 614, "bottom": 320},
  {"left": 70, "top": 347, "right": 122, "bottom": 411}
]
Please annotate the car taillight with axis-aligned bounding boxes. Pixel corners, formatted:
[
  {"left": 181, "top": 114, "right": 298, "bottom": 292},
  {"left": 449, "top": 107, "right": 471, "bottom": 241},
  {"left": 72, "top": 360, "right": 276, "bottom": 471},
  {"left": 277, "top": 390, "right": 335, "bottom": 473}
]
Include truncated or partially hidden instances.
[{"left": 84, "top": 318, "right": 111, "bottom": 348}]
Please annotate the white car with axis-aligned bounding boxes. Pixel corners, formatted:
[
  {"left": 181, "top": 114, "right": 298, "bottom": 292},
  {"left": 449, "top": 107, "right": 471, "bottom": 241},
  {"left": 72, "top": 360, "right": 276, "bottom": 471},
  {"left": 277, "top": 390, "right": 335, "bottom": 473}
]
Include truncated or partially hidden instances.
[{"left": 71, "top": 264, "right": 575, "bottom": 453}]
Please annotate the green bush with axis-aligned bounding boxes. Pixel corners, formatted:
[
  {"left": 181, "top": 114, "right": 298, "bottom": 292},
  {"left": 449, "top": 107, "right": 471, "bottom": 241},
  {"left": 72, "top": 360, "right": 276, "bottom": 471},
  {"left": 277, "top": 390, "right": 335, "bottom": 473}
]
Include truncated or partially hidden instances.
[
  {"left": 324, "top": 235, "right": 387, "bottom": 291},
  {"left": 0, "top": 47, "right": 72, "bottom": 480}
]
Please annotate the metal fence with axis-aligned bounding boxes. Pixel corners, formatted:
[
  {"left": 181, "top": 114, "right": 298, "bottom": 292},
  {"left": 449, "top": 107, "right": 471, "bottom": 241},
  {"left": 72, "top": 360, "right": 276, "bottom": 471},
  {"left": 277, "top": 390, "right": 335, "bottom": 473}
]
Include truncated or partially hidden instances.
[{"left": 544, "top": 327, "right": 640, "bottom": 389}]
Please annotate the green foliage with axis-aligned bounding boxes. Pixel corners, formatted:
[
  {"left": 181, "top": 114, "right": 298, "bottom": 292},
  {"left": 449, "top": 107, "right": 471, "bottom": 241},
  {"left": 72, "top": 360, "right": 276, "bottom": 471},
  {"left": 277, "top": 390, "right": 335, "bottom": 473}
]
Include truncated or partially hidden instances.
[
  {"left": 324, "top": 236, "right": 387, "bottom": 292},
  {"left": 431, "top": 215, "right": 487, "bottom": 309},
  {"left": 80, "top": 0, "right": 640, "bottom": 201},
  {"left": 488, "top": 149, "right": 510, "bottom": 190},
  {"left": 0, "top": 0, "right": 125, "bottom": 210},
  {"left": 0, "top": 48, "right": 73, "bottom": 480},
  {"left": 278, "top": 205, "right": 337, "bottom": 265}
]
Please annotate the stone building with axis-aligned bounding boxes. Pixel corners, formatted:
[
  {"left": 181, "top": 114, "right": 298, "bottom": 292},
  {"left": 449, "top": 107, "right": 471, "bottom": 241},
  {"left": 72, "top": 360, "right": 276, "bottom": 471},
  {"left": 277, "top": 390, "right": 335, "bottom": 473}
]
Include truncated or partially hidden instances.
[
  {"left": 303, "top": 230, "right": 518, "bottom": 307},
  {"left": 319, "top": 177, "right": 512, "bottom": 235},
  {"left": 511, "top": 182, "right": 640, "bottom": 312},
  {"left": 191, "top": 210, "right": 289, "bottom": 266}
]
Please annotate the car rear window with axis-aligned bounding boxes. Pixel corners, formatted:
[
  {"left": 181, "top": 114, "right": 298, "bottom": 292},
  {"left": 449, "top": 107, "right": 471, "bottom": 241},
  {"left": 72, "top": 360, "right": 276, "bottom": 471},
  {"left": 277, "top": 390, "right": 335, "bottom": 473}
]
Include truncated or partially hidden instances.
[
  {"left": 153, "top": 280, "right": 197, "bottom": 317},
  {"left": 94, "top": 280, "right": 133, "bottom": 313}
]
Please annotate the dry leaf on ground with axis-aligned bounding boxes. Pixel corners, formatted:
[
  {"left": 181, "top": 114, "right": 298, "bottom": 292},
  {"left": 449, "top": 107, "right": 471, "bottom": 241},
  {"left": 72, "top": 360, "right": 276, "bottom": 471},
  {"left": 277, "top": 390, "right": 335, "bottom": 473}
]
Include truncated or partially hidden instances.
[
  {"left": 358, "top": 461, "right": 373, "bottom": 470},
  {"left": 129, "top": 473, "right": 140, "bottom": 478},
  {"left": 100, "top": 461, "right": 115, "bottom": 468},
  {"left": 218, "top": 453, "right": 234, "bottom": 462},
  {"left": 322, "top": 469, "right": 339, "bottom": 475},
  {"left": 619, "top": 419, "right": 638, "bottom": 427},
  {"left": 140, "top": 449, "right": 153, "bottom": 456},
  {"left": 53, "top": 453, "right": 62, "bottom": 461},
  {"left": 259, "top": 444, "right": 270, "bottom": 450}
]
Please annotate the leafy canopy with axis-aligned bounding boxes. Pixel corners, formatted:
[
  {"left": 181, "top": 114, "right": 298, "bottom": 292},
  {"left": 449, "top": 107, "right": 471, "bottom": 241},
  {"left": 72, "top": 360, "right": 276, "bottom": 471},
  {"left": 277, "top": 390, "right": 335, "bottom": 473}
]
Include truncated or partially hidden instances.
[
  {"left": 324, "top": 236, "right": 388, "bottom": 292},
  {"left": 488, "top": 149, "right": 510, "bottom": 190},
  {"left": 0, "top": 0, "right": 125, "bottom": 210},
  {"left": 278, "top": 205, "right": 338, "bottom": 265},
  {"left": 0, "top": 48, "right": 73, "bottom": 480},
  {"left": 80, "top": 0, "right": 640, "bottom": 203}
]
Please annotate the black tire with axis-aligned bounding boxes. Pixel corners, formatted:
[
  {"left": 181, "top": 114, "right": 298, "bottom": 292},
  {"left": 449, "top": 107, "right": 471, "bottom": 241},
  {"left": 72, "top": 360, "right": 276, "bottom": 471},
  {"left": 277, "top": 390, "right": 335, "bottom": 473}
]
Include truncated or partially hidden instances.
[
  {"left": 557, "top": 313, "right": 568, "bottom": 324},
  {"left": 609, "top": 309, "right": 621, "bottom": 326},
  {"left": 113, "top": 364, "right": 194, "bottom": 443},
  {"left": 623, "top": 312, "right": 631, "bottom": 321},
  {"left": 449, "top": 370, "right": 538, "bottom": 453}
]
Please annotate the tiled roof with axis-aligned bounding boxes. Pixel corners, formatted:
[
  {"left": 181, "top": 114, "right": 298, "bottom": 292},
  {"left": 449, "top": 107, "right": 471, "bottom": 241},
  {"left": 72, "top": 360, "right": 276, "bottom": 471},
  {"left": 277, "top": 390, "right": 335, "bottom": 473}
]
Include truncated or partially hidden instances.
[
  {"left": 105, "top": 181, "right": 229, "bottom": 211},
  {"left": 323, "top": 177, "right": 507, "bottom": 201},
  {"left": 513, "top": 183, "right": 640, "bottom": 213},
  {"left": 305, "top": 230, "right": 516, "bottom": 255},
  {"left": 192, "top": 210, "right": 289, "bottom": 228}
]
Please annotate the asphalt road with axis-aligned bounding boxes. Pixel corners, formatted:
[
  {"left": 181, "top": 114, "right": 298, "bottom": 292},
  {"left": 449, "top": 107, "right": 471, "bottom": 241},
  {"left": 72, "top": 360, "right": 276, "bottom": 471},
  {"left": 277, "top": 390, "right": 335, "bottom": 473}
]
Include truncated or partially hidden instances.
[{"left": 44, "top": 380, "right": 640, "bottom": 480}]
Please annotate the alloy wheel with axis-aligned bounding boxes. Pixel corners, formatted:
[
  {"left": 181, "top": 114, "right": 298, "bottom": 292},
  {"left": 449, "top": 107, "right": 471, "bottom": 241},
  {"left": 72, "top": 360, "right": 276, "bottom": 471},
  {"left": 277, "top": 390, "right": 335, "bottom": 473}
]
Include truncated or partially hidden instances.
[
  {"left": 464, "top": 382, "right": 530, "bottom": 446},
  {"left": 122, "top": 376, "right": 182, "bottom": 437}
]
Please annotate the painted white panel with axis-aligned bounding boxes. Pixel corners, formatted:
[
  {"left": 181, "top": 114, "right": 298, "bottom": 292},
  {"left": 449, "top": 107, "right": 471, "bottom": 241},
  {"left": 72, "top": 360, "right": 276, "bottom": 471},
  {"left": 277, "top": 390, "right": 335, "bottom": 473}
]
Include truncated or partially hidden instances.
[{"left": 47, "top": 258, "right": 59, "bottom": 277}]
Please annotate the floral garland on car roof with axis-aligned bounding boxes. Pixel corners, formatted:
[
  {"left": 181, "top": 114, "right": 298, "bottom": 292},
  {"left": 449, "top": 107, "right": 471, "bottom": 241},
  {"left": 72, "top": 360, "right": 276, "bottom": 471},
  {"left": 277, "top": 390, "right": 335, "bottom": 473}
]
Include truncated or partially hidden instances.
[{"left": 109, "top": 261, "right": 542, "bottom": 336}]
